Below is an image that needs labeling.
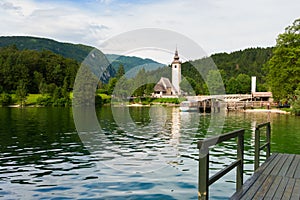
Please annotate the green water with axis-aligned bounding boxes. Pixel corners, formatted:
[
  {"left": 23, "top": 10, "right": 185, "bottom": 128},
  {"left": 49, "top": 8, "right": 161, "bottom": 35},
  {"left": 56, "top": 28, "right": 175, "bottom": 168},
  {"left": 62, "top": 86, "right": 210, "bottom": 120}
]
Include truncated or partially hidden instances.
[{"left": 0, "top": 106, "right": 299, "bottom": 199}]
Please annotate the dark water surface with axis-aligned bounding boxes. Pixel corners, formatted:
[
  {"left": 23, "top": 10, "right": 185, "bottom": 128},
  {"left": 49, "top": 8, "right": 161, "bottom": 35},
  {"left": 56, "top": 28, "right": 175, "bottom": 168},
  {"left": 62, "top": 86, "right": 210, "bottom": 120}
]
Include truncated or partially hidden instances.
[{"left": 0, "top": 106, "right": 299, "bottom": 199}]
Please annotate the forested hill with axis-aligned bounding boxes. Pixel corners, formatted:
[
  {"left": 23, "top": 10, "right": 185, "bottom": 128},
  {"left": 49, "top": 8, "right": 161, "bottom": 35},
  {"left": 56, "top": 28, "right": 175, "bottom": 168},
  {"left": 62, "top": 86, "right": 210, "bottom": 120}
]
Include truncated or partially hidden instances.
[
  {"left": 0, "top": 36, "right": 116, "bottom": 83},
  {"left": 211, "top": 47, "right": 273, "bottom": 80},
  {"left": 0, "top": 36, "right": 164, "bottom": 77},
  {"left": 180, "top": 47, "right": 274, "bottom": 94},
  {"left": 0, "top": 36, "right": 93, "bottom": 62}
]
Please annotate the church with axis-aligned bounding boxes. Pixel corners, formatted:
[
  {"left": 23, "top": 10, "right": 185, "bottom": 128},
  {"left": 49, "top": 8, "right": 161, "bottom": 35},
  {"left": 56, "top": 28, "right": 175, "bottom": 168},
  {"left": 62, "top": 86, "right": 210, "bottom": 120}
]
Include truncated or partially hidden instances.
[{"left": 153, "top": 49, "right": 182, "bottom": 98}]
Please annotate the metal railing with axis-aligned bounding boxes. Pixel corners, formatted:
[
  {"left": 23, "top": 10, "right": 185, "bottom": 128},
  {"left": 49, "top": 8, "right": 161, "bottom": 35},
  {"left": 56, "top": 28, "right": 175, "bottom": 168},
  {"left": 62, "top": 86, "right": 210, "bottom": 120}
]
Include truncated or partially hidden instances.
[
  {"left": 197, "top": 129, "right": 244, "bottom": 200},
  {"left": 254, "top": 122, "right": 271, "bottom": 170},
  {"left": 197, "top": 122, "right": 271, "bottom": 199}
]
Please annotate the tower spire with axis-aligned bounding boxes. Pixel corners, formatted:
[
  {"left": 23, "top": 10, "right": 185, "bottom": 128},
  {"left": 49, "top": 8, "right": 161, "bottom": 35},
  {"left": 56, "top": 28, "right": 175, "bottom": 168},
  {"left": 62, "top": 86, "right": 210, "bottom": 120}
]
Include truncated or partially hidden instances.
[
  {"left": 171, "top": 46, "right": 181, "bottom": 95},
  {"left": 173, "top": 46, "right": 180, "bottom": 61}
]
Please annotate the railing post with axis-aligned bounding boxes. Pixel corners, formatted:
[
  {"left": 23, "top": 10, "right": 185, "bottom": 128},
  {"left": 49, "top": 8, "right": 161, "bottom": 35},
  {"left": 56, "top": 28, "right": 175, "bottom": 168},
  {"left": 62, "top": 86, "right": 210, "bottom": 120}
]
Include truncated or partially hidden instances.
[
  {"left": 254, "top": 128, "right": 260, "bottom": 171},
  {"left": 237, "top": 131, "right": 244, "bottom": 191},
  {"left": 266, "top": 123, "right": 271, "bottom": 158},
  {"left": 197, "top": 129, "right": 245, "bottom": 199},
  {"left": 198, "top": 151, "right": 209, "bottom": 200}
]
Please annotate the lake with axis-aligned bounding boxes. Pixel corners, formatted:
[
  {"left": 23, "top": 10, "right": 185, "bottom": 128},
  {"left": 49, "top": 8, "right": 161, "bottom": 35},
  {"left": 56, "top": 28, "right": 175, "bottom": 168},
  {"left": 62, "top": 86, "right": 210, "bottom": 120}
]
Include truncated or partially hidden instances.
[{"left": 0, "top": 106, "right": 300, "bottom": 199}]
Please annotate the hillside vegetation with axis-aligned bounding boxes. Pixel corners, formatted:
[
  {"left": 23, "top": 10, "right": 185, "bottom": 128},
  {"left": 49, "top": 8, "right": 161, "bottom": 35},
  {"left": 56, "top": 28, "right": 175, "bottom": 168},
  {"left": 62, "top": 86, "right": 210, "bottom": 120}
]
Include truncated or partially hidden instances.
[
  {"left": 0, "top": 36, "right": 164, "bottom": 81},
  {"left": 164, "top": 47, "right": 272, "bottom": 95},
  {"left": 0, "top": 36, "right": 93, "bottom": 62},
  {"left": 189, "top": 47, "right": 273, "bottom": 94},
  {"left": 0, "top": 45, "right": 78, "bottom": 106}
]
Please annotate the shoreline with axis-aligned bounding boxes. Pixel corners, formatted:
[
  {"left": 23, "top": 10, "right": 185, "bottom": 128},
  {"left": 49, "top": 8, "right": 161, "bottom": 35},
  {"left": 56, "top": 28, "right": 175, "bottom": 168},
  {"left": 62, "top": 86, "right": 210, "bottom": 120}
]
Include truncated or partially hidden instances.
[
  {"left": 243, "top": 108, "right": 289, "bottom": 114},
  {"left": 1, "top": 104, "right": 291, "bottom": 114}
]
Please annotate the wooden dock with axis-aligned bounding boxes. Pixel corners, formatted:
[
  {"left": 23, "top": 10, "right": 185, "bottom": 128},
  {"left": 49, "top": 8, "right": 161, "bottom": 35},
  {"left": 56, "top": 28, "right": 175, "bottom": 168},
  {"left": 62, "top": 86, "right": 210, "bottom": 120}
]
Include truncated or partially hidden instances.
[
  {"left": 231, "top": 153, "right": 300, "bottom": 200},
  {"left": 197, "top": 122, "right": 300, "bottom": 200}
]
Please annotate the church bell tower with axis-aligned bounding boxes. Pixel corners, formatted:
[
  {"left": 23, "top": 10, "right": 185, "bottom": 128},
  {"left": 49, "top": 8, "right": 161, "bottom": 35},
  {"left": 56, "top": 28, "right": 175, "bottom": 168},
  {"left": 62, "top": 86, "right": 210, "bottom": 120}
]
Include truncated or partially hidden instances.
[{"left": 171, "top": 48, "right": 181, "bottom": 95}]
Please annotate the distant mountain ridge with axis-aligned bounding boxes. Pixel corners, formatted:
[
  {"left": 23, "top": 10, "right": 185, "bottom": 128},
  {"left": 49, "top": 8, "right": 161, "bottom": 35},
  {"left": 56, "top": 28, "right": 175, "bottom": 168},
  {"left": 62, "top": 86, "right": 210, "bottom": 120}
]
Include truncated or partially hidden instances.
[
  {"left": 0, "top": 36, "right": 93, "bottom": 62},
  {"left": 0, "top": 36, "right": 164, "bottom": 78},
  {"left": 106, "top": 54, "right": 164, "bottom": 77}
]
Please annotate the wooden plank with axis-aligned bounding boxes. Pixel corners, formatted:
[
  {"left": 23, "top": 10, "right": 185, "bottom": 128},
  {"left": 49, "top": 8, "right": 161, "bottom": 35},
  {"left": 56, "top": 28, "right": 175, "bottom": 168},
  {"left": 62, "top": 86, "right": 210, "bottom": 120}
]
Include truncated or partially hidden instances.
[
  {"left": 261, "top": 153, "right": 282, "bottom": 176},
  {"left": 281, "top": 178, "right": 296, "bottom": 200},
  {"left": 270, "top": 154, "right": 288, "bottom": 176},
  {"left": 251, "top": 174, "right": 276, "bottom": 199},
  {"left": 256, "top": 153, "right": 279, "bottom": 174},
  {"left": 278, "top": 154, "right": 295, "bottom": 176},
  {"left": 230, "top": 170, "right": 261, "bottom": 200},
  {"left": 286, "top": 154, "right": 300, "bottom": 178},
  {"left": 241, "top": 154, "right": 283, "bottom": 199},
  {"left": 231, "top": 153, "right": 300, "bottom": 200},
  {"left": 230, "top": 153, "right": 278, "bottom": 199},
  {"left": 290, "top": 178, "right": 300, "bottom": 200},
  {"left": 263, "top": 175, "right": 282, "bottom": 199},
  {"left": 293, "top": 155, "right": 300, "bottom": 179},
  {"left": 239, "top": 174, "right": 268, "bottom": 200},
  {"left": 273, "top": 176, "right": 289, "bottom": 199}
]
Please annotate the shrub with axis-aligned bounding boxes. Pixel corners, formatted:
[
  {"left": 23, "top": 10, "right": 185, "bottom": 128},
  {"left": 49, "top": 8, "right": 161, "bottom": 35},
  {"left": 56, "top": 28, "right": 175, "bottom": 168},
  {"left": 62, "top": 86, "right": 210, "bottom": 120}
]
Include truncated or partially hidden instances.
[
  {"left": 95, "top": 95, "right": 102, "bottom": 106},
  {"left": 36, "top": 96, "right": 53, "bottom": 106},
  {"left": 0, "top": 93, "right": 12, "bottom": 106},
  {"left": 152, "top": 98, "right": 180, "bottom": 104},
  {"left": 291, "top": 90, "right": 300, "bottom": 116}
]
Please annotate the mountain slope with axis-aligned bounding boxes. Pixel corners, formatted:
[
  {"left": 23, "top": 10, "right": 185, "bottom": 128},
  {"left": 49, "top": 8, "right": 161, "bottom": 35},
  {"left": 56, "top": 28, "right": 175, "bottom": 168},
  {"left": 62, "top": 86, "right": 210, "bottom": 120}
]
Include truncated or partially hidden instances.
[
  {"left": 0, "top": 36, "right": 93, "bottom": 62},
  {"left": 106, "top": 54, "right": 164, "bottom": 77},
  {"left": 0, "top": 36, "right": 164, "bottom": 79}
]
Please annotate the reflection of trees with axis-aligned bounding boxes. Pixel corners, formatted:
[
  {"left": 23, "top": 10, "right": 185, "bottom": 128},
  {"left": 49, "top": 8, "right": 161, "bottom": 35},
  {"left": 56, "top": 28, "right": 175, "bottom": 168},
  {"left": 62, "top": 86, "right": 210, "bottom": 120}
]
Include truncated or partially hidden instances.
[
  {"left": 0, "top": 108, "right": 88, "bottom": 168},
  {"left": 129, "top": 107, "right": 151, "bottom": 125}
]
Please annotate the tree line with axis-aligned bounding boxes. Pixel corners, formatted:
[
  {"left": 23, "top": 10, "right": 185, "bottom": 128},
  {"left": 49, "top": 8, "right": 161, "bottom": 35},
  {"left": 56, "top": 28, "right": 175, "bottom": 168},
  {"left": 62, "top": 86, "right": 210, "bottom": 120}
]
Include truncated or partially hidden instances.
[
  {"left": 0, "top": 45, "right": 78, "bottom": 106},
  {"left": 264, "top": 18, "right": 300, "bottom": 114}
]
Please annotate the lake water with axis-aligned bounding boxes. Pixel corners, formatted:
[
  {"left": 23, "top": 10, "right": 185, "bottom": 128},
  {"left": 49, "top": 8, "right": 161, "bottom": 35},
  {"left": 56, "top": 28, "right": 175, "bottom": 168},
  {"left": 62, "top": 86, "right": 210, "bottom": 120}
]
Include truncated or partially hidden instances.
[{"left": 0, "top": 106, "right": 300, "bottom": 199}]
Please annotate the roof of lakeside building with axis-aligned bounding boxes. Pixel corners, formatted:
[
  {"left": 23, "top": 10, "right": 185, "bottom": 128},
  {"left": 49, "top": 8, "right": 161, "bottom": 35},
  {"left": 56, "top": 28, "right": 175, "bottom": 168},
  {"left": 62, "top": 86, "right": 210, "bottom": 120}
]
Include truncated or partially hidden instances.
[{"left": 154, "top": 77, "right": 177, "bottom": 92}]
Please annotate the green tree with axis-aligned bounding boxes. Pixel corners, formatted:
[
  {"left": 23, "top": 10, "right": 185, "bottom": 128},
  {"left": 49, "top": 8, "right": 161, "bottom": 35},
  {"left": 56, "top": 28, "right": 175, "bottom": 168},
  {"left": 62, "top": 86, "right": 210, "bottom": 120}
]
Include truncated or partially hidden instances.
[
  {"left": 145, "top": 83, "right": 155, "bottom": 96},
  {"left": 39, "top": 79, "right": 48, "bottom": 95},
  {"left": 62, "top": 77, "right": 70, "bottom": 99},
  {"left": 133, "top": 68, "right": 147, "bottom": 97},
  {"left": 116, "top": 64, "right": 125, "bottom": 79},
  {"left": 206, "top": 70, "right": 225, "bottom": 95},
  {"left": 265, "top": 18, "right": 300, "bottom": 100},
  {"left": 107, "top": 77, "right": 118, "bottom": 95},
  {"left": 0, "top": 93, "right": 12, "bottom": 106},
  {"left": 291, "top": 88, "right": 300, "bottom": 115},
  {"left": 236, "top": 74, "right": 251, "bottom": 94},
  {"left": 52, "top": 87, "right": 62, "bottom": 103},
  {"left": 34, "top": 71, "right": 44, "bottom": 93},
  {"left": 15, "top": 80, "right": 28, "bottom": 106},
  {"left": 180, "top": 77, "right": 196, "bottom": 95},
  {"left": 226, "top": 77, "right": 239, "bottom": 94}
]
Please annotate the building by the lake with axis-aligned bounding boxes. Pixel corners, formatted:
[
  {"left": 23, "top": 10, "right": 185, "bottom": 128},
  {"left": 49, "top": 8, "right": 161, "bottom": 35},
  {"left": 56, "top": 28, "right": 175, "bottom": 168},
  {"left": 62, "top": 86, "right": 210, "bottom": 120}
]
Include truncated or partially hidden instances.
[{"left": 153, "top": 49, "right": 181, "bottom": 98}]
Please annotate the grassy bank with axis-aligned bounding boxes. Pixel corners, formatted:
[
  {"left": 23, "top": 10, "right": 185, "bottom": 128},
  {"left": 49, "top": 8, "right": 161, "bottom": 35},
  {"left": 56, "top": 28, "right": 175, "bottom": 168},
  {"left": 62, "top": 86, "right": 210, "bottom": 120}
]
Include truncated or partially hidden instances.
[{"left": 1, "top": 92, "right": 185, "bottom": 107}]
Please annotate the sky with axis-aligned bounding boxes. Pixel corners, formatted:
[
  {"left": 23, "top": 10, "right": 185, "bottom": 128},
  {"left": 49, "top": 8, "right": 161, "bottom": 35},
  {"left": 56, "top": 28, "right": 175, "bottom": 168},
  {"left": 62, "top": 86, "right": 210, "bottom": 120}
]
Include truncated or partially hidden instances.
[{"left": 0, "top": 0, "right": 299, "bottom": 64}]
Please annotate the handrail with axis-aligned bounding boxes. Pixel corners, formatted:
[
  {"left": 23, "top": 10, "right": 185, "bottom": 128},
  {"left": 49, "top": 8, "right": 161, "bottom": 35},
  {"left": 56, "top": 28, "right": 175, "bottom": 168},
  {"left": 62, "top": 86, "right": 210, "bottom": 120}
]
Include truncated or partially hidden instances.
[
  {"left": 197, "top": 129, "right": 244, "bottom": 200},
  {"left": 254, "top": 122, "right": 271, "bottom": 170}
]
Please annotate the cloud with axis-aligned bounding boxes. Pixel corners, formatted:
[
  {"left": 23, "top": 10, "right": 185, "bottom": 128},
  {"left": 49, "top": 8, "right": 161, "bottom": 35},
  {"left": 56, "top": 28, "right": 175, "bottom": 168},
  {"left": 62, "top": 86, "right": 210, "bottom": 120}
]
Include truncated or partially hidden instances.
[
  {"left": 0, "top": 1, "right": 21, "bottom": 11},
  {"left": 0, "top": 0, "right": 299, "bottom": 63},
  {"left": 0, "top": 1, "right": 23, "bottom": 16}
]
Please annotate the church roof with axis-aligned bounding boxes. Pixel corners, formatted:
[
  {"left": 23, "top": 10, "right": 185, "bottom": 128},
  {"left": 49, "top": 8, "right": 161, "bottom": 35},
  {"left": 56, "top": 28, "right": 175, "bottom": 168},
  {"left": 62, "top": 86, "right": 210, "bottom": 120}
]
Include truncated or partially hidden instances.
[
  {"left": 154, "top": 77, "right": 176, "bottom": 92},
  {"left": 154, "top": 83, "right": 165, "bottom": 92}
]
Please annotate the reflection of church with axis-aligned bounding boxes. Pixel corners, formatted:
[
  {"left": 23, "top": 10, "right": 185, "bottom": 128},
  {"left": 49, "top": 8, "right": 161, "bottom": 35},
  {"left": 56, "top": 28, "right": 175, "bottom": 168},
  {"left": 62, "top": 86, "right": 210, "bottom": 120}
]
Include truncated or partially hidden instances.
[{"left": 153, "top": 49, "right": 181, "bottom": 98}]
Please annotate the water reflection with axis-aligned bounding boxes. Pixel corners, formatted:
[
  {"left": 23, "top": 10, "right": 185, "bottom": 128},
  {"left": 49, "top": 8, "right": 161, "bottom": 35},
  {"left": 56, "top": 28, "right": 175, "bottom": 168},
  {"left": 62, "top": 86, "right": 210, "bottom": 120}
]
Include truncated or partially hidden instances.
[{"left": 0, "top": 107, "right": 300, "bottom": 199}]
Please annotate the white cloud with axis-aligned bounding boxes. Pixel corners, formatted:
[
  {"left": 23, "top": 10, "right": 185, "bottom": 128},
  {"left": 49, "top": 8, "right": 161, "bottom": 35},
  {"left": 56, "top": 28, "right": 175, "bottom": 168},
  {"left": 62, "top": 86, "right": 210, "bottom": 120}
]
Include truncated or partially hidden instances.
[{"left": 0, "top": 0, "right": 299, "bottom": 63}]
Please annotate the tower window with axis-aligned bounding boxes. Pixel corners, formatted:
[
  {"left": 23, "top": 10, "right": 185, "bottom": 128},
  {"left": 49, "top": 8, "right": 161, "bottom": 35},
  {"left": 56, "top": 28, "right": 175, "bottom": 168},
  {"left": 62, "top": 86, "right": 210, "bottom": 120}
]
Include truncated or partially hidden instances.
[{"left": 174, "top": 65, "right": 177, "bottom": 68}]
